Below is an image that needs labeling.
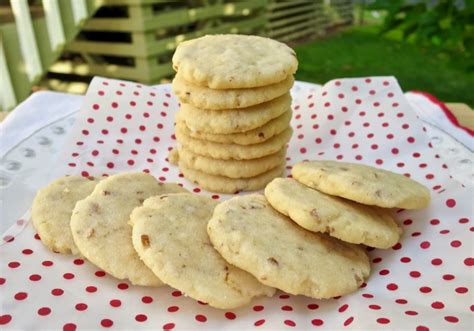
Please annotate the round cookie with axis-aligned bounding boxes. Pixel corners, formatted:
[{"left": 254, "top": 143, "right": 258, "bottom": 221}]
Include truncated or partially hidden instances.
[
  {"left": 172, "top": 34, "right": 298, "bottom": 89},
  {"left": 178, "top": 146, "right": 286, "bottom": 179},
  {"left": 292, "top": 160, "right": 431, "bottom": 209},
  {"left": 32, "top": 176, "right": 100, "bottom": 255},
  {"left": 265, "top": 178, "right": 401, "bottom": 249},
  {"left": 172, "top": 72, "right": 294, "bottom": 110},
  {"left": 130, "top": 193, "right": 275, "bottom": 309},
  {"left": 70, "top": 172, "right": 187, "bottom": 286},
  {"left": 176, "top": 127, "right": 292, "bottom": 160},
  {"left": 176, "top": 110, "right": 292, "bottom": 145},
  {"left": 179, "top": 163, "right": 285, "bottom": 193},
  {"left": 207, "top": 194, "right": 371, "bottom": 298},
  {"left": 179, "top": 93, "right": 291, "bottom": 134}
]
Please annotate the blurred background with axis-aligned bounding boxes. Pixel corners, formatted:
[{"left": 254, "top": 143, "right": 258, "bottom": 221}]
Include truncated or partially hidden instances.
[{"left": 1, "top": 0, "right": 473, "bottom": 113}]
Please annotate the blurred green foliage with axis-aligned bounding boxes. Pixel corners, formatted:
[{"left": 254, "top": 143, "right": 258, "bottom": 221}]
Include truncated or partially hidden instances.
[
  {"left": 294, "top": 25, "right": 474, "bottom": 106},
  {"left": 368, "top": 0, "right": 474, "bottom": 54}
]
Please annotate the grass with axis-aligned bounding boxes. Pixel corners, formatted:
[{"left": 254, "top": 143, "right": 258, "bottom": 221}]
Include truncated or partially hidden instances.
[{"left": 294, "top": 25, "right": 474, "bottom": 106}]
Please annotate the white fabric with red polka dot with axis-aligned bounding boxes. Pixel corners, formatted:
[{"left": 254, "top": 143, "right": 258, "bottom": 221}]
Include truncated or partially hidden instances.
[{"left": 0, "top": 77, "right": 472, "bottom": 330}]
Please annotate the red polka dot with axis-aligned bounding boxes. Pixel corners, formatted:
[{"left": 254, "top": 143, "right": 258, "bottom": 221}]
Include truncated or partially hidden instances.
[
  {"left": 431, "top": 258, "right": 443, "bottom": 266},
  {"left": 101, "top": 319, "right": 113, "bottom": 328},
  {"left": 117, "top": 283, "right": 129, "bottom": 290},
  {"left": 225, "top": 312, "right": 236, "bottom": 320},
  {"left": 420, "top": 241, "right": 430, "bottom": 249},
  {"left": 431, "top": 301, "right": 444, "bottom": 309},
  {"left": 307, "top": 303, "right": 319, "bottom": 310},
  {"left": 379, "top": 269, "right": 390, "bottom": 276},
  {"left": 0, "top": 315, "right": 12, "bottom": 325},
  {"left": 455, "top": 287, "right": 468, "bottom": 294},
  {"left": 37, "top": 307, "right": 51, "bottom": 316},
  {"left": 443, "top": 274, "right": 455, "bottom": 281},
  {"left": 444, "top": 316, "right": 459, "bottom": 323},
  {"left": 195, "top": 314, "right": 207, "bottom": 322},
  {"left": 344, "top": 316, "right": 354, "bottom": 326},
  {"left": 281, "top": 305, "right": 293, "bottom": 311},
  {"left": 284, "top": 320, "right": 296, "bottom": 327},
  {"left": 253, "top": 305, "right": 264, "bottom": 312},
  {"left": 416, "top": 326, "right": 429, "bottom": 331},
  {"left": 300, "top": 147, "right": 307, "bottom": 154},
  {"left": 369, "top": 304, "right": 381, "bottom": 310},
  {"left": 8, "top": 262, "right": 20, "bottom": 268},
  {"left": 410, "top": 271, "right": 421, "bottom": 278},
  {"left": 29, "top": 274, "right": 41, "bottom": 281},
  {"left": 405, "top": 310, "right": 418, "bottom": 316},
  {"left": 446, "top": 199, "right": 456, "bottom": 207},
  {"left": 3, "top": 235, "right": 14, "bottom": 243},
  {"left": 338, "top": 304, "right": 349, "bottom": 312},
  {"left": 377, "top": 318, "right": 390, "bottom": 324},
  {"left": 63, "top": 323, "right": 77, "bottom": 331},
  {"left": 387, "top": 283, "right": 398, "bottom": 291},
  {"left": 141, "top": 296, "right": 153, "bottom": 304},
  {"left": 111, "top": 102, "right": 118, "bottom": 108},
  {"left": 168, "top": 306, "right": 179, "bottom": 312},
  {"left": 163, "top": 322, "right": 175, "bottom": 330},
  {"left": 110, "top": 299, "right": 121, "bottom": 307},
  {"left": 14, "top": 292, "right": 28, "bottom": 300},
  {"left": 420, "top": 286, "right": 432, "bottom": 293},
  {"left": 312, "top": 319, "right": 324, "bottom": 326},
  {"left": 63, "top": 273, "right": 74, "bottom": 280},
  {"left": 459, "top": 218, "right": 469, "bottom": 224},
  {"left": 135, "top": 314, "right": 147, "bottom": 322},
  {"left": 22, "top": 249, "right": 33, "bottom": 255},
  {"left": 51, "top": 288, "right": 63, "bottom": 296},
  {"left": 75, "top": 303, "right": 87, "bottom": 311},
  {"left": 86, "top": 286, "right": 97, "bottom": 293},
  {"left": 254, "top": 319, "right": 265, "bottom": 326},
  {"left": 73, "top": 259, "right": 84, "bottom": 265},
  {"left": 92, "top": 104, "right": 100, "bottom": 110}
]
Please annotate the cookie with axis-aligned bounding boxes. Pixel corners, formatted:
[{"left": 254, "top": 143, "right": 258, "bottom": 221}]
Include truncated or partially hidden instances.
[
  {"left": 176, "top": 110, "right": 292, "bottom": 145},
  {"left": 172, "top": 72, "right": 294, "bottom": 110},
  {"left": 265, "top": 178, "right": 401, "bottom": 249},
  {"left": 168, "top": 148, "right": 179, "bottom": 165},
  {"left": 31, "top": 176, "right": 100, "bottom": 255},
  {"left": 292, "top": 161, "right": 431, "bottom": 209},
  {"left": 172, "top": 34, "right": 298, "bottom": 89},
  {"left": 179, "top": 93, "right": 291, "bottom": 134},
  {"left": 176, "top": 126, "right": 292, "bottom": 160},
  {"left": 179, "top": 163, "right": 285, "bottom": 193},
  {"left": 207, "top": 194, "right": 371, "bottom": 298},
  {"left": 178, "top": 146, "right": 286, "bottom": 179},
  {"left": 130, "top": 193, "right": 275, "bottom": 308},
  {"left": 70, "top": 172, "right": 187, "bottom": 286}
]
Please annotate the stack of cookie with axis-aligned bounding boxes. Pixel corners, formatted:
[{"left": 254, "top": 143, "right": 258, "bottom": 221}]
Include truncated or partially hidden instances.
[{"left": 171, "top": 34, "right": 298, "bottom": 193}]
